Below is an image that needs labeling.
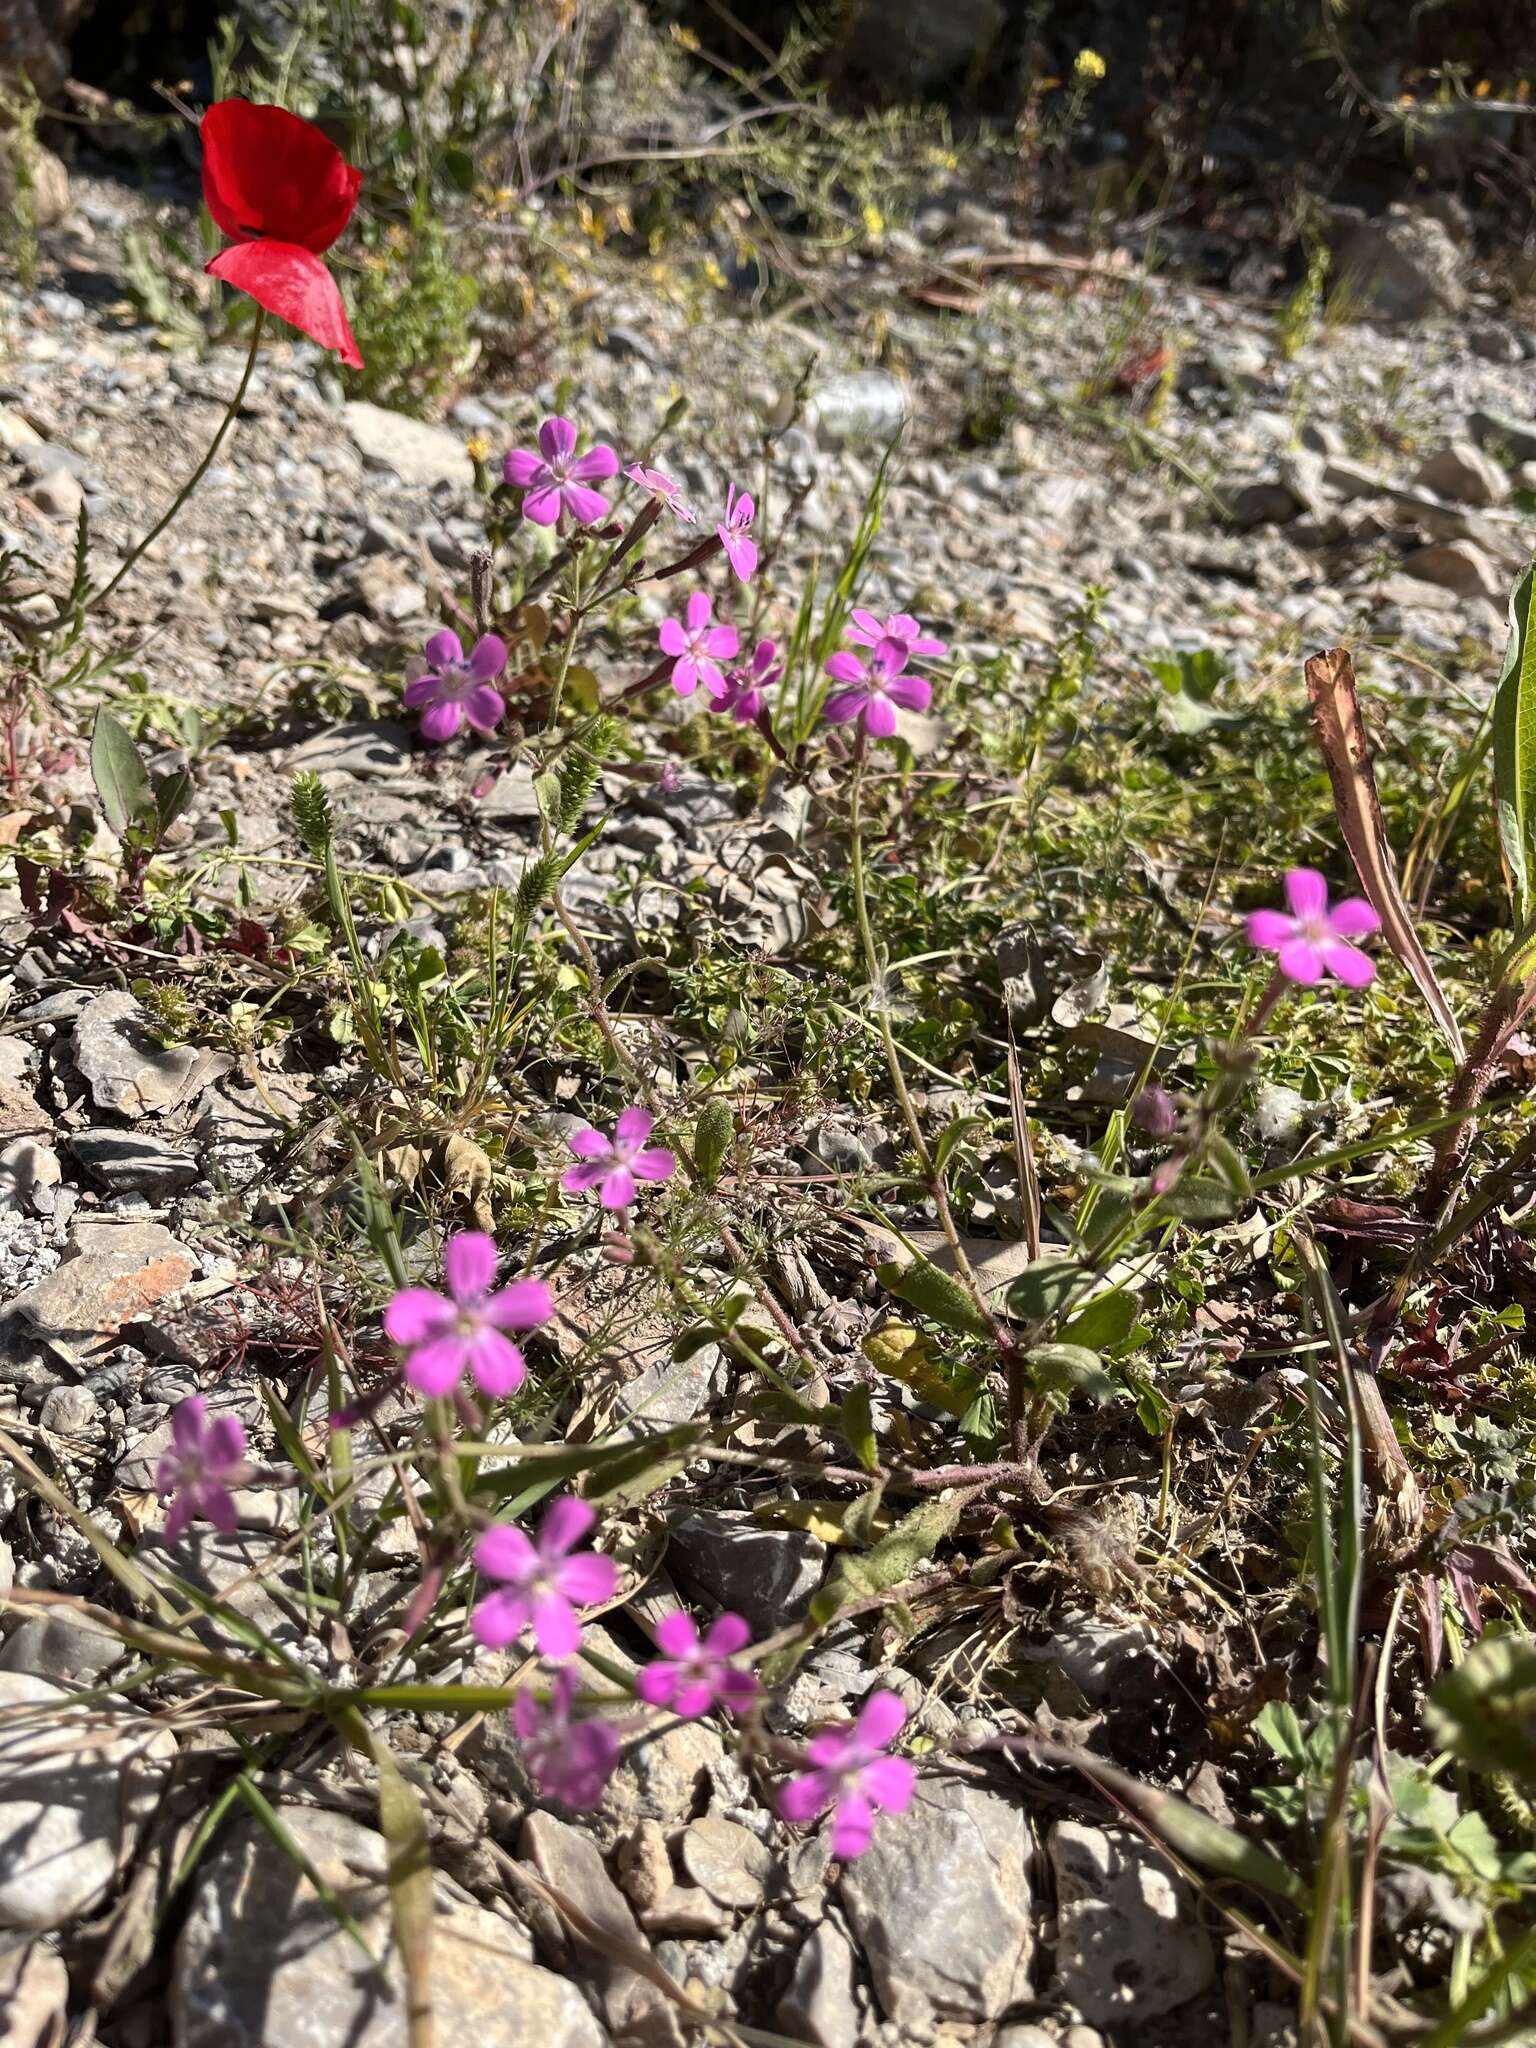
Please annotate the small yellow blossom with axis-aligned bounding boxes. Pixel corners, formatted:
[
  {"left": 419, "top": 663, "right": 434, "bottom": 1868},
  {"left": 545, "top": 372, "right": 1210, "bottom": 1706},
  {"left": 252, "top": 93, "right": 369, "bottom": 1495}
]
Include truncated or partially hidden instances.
[
  {"left": 862, "top": 202, "right": 885, "bottom": 240},
  {"left": 465, "top": 434, "right": 492, "bottom": 464},
  {"left": 1075, "top": 49, "right": 1107, "bottom": 82},
  {"left": 670, "top": 23, "right": 700, "bottom": 50}
]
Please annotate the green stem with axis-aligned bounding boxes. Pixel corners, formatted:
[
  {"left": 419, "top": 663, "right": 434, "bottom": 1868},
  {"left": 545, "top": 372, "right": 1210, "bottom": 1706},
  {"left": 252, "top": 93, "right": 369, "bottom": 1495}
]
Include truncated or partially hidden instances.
[
  {"left": 85, "top": 309, "right": 266, "bottom": 617},
  {"left": 544, "top": 549, "right": 585, "bottom": 730}
]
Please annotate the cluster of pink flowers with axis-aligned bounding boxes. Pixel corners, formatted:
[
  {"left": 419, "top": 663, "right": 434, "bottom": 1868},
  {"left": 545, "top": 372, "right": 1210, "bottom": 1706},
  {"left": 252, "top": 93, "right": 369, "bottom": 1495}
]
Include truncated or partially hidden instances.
[{"left": 823, "top": 608, "right": 947, "bottom": 741}]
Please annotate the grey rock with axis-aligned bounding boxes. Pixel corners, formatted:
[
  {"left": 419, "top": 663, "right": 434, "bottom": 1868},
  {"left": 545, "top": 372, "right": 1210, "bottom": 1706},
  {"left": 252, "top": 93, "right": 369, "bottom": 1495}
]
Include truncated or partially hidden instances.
[
  {"left": 37, "top": 1382, "right": 98, "bottom": 1433},
  {"left": 1412, "top": 441, "right": 1509, "bottom": 508},
  {"left": 0, "top": 1609, "right": 124, "bottom": 1682},
  {"left": 285, "top": 720, "right": 412, "bottom": 780},
  {"left": 806, "top": 372, "right": 909, "bottom": 449},
  {"left": 839, "top": 1776, "right": 1033, "bottom": 2024},
  {"left": 68, "top": 1129, "right": 199, "bottom": 1197},
  {"left": 1048, "top": 1820, "right": 1215, "bottom": 2025},
  {"left": 1471, "top": 323, "right": 1524, "bottom": 365},
  {"left": 1252, "top": 1999, "right": 1300, "bottom": 2047},
  {"left": 174, "top": 1804, "right": 597, "bottom": 2048},
  {"left": 670, "top": 1511, "right": 825, "bottom": 1634},
  {"left": 344, "top": 400, "right": 472, "bottom": 488},
  {"left": 0, "top": 1672, "right": 175, "bottom": 1932},
  {"left": 777, "top": 1918, "right": 862, "bottom": 2048},
  {"left": 0, "top": 1138, "right": 60, "bottom": 1216},
  {"left": 30, "top": 467, "right": 82, "bottom": 520},
  {"left": 0, "top": 1938, "right": 69, "bottom": 2048},
  {"left": 679, "top": 1816, "right": 774, "bottom": 1909},
  {"left": 991, "top": 2031, "right": 1059, "bottom": 2048},
  {"left": 9, "top": 1218, "right": 196, "bottom": 1346},
  {"left": 1329, "top": 204, "right": 1466, "bottom": 319},
  {"left": 71, "top": 992, "right": 205, "bottom": 1117},
  {"left": 1400, "top": 540, "right": 1502, "bottom": 601}
]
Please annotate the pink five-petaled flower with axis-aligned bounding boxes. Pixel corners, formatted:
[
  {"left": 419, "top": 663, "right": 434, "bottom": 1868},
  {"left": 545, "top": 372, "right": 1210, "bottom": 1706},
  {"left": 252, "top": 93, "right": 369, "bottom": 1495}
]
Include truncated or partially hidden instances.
[
  {"left": 823, "top": 636, "right": 932, "bottom": 740},
  {"left": 636, "top": 1611, "right": 759, "bottom": 1719},
  {"left": 154, "top": 1396, "right": 248, "bottom": 1543},
  {"left": 472, "top": 1496, "right": 618, "bottom": 1658},
  {"left": 624, "top": 463, "right": 695, "bottom": 523},
  {"left": 513, "top": 1668, "right": 621, "bottom": 1810},
  {"left": 503, "top": 416, "right": 619, "bottom": 527},
  {"left": 714, "top": 638, "right": 781, "bottom": 725},
  {"left": 778, "top": 1690, "right": 916, "bottom": 1860},
  {"left": 1247, "top": 868, "right": 1380, "bottom": 989},
  {"left": 404, "top": 629, "right": 508, "bottom": 743},
  {"left": 384, "top": 1231, "right": 552, "bottom": 1399},
  {"left": 717, "top": 483, "right": 758, "bottom": 583},
  {"left": 563, "top": 1106, "right": 676, "bottom": 1210},
  {"left": 660, "top": 592, "right": 739, "bottom": 698},
  {"left": 848, "top": 608, "right": 947, "bottom": 663}
]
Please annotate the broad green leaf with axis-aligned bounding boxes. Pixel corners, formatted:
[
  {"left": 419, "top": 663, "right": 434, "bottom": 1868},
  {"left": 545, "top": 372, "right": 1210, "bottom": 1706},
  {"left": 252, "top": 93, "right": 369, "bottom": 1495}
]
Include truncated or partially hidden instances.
[
  {"left": 90, "top": 707, "right": 152, "bottom": 837},
  {"left": 1026, "top": 1343, "right": 1116, "bottom": 1404},
  {"left": 809, "top": 1487, "right": 975, "bottom": 1625},
  {"left": 1156, "top": 1174, "right": 1235, "bottom": 1222},
  {"left": 877, "top": 1256, "right": 992, "bottom": 1341},
  {"left": 1003, "top": 1257, "right": 1085, "bottom": 1321},
  {"left": 693, "top": 1099, "right": 734, "bottom": 1186},
  {"left": 1426, "top": 1631, "right": 1536, "bottom": 1785},
  {"left": 862, "top": 1321, "right": 974, "bottom": 1417},
  {"left": 1059, "top": 1289, "right": 1140, "bottom": 1355},
  {"left": 154, "top": 766, "right": 194, "bottom": 831},
  {"left": 1493, "top": 559, "right": 1536, "bottom": 919}
]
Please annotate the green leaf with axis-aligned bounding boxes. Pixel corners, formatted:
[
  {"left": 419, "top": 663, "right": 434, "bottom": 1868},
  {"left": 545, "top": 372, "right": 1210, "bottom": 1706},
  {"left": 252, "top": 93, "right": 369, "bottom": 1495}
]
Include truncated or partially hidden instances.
[
  {"left": 1157, "top": 1174, "right": 1235, "bottom": 1222},
  {"left": 933, "top": 1113, "right": 985, "bottom": 1178},
  {"left": 810, "top": 1487, "right": 974, "bottom": 1625},
  {"left": 1003, "top": 1257, "right": 1085, "bottom": 1321},
  {"left": 842, "top": 1385, "right": 878, "bottom": 1472},
  {"left": 693, "top": 1099, "right": 734, "bottom": 1187},
  {"left": 1059, "top": 1289, "right": 1140, "bottom": 1355},
  {"left": 877, "top": 1257, "right": 992, "bottom": 1341},
  {"left": 1426, "top": 1631, "right": 1536, "bottom": 1785},
  {"left": 154, "top": 766, "right": 194, "bottom": 832},
  {"left": 90, "top": 707, "right": 152, "bottom": 837},
  {"left": 1493, "top": 558, "right": 1536, "bottom": 919},
  {"left": 862, "top": 1322, "right": 974, "bottom": 1417},
  {"left": 1026, "top": 1343, "right": 1116, "bottom": 1404}
]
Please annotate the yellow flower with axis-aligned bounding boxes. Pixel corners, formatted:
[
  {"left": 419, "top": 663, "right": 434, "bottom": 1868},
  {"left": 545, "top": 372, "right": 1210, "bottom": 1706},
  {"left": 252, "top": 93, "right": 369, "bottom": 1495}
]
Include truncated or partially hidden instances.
[
  {"left": 862, "top": 202, "right": 885, "bottom": 240},
  {"left": 465, "top": 434, "right": 492, "bottom": 464},
  {"left": 1074, "top": 48, "right": 1107, "bottom": 82}
]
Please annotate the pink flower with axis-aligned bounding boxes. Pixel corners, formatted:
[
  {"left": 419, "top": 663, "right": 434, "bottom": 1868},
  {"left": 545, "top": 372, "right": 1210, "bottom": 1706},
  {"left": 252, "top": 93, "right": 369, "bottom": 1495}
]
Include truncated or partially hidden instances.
[
  {"left": 778, "top": 1690, "right": 915, "bottom": 1859},
  {"left": 514, "top": 1668, "right": 621, "bottom": 1809},
  {"left": 503, "top": 416, "right": 619, "bottom": 526},
  {"left": 563, "top": 1106, "right": 676, "bottom": 1209},
  {"left": 1247, "top": 868, "right": 1380, "bottom": 988},
  {"left": 823, "top": 637, "right": 932, "bottom": 740},
  {"left": 625, "top": 463, "right": 695, "bottom": 523},
  {"left": 659, "top": 591, "right": 739, "bottom": 698},
  {"left": 403, "top": 629, "right": 508, "bottom": 742},
  {"left": 717, "top": 483, "right": 758, "bottom": 583},
  {"left": 472, "top": 1495, "right": 618, "bottom": 1657},
  {"left": 154, "top": 1396, "right": 248, "bottom": 1543},
  {"left": 848, "top": 609, "right": 947, "bottom": 662},
  {"left": 384, "top": 1231, "right": 552, "bottom": 1398},
  {"left": 636, "top": 1611, "right": 759, "bottom": 1718},
  {"left": 714, "top": 638, "right": 781, "bottom": 725}
]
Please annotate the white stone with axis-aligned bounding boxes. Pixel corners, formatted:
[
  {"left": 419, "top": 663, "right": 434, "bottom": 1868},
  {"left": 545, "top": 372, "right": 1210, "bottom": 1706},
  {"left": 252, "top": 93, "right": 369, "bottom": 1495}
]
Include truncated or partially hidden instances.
[{"left": 1049, "top": 1821, "right": 1215, "bottom": 2024}]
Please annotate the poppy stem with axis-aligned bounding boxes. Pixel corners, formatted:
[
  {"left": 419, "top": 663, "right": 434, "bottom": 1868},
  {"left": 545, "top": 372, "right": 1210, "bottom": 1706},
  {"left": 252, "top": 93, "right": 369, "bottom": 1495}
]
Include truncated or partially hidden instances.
[{"left": 83, "top": 308, "right": 266, "bottom": 618}]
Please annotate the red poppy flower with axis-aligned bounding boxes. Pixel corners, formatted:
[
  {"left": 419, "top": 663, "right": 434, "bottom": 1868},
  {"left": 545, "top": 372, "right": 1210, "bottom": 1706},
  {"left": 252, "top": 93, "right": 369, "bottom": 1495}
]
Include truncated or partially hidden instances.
[{"left": 201, "top": 99, "right": 364, "bottom": 370}]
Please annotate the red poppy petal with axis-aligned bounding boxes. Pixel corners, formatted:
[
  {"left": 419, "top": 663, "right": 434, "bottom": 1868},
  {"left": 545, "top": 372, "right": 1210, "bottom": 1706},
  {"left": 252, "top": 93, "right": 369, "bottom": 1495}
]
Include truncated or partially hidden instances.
[
  {"left": 201, "top": 100, "right": 361, "bottom": 253},
  {"left": 206, "top": 242, "right": 363, "bottom": 369}
]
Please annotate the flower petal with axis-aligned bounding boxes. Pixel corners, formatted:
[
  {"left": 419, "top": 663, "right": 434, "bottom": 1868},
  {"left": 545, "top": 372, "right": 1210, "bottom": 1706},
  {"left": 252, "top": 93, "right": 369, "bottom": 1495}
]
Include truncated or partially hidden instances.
[
  {"left": 423, "top": 628, "right": 464, "bottom": 669},
  {"left": 829, "top": 1790, "right": 876, "bottom": 1859},
  {"left": 862, "top": 1754, "right": 915, "bottom": 1812},
  {"left": 539, "top": 1494, "right": 596, "bottom": 1559},
  {"left": 778, "top": 1772, "right": 832, "bottom": 1824},
  {"left": 503, "top": 449, "right": 544, "bottom": 487},
  {"left": 1284, "top": 867, "right": 1329, "bottom": 920},
  {"left": 402, "top": 1335, "right": 468, "bottom": 1395},
  {"left": 599, "top": 1165, "right": 637, "bottom": 1210},
  {"left": 464, "top": 685, "right": 505, "bottom": 733},
  {"left": 522, "top": 484, "right": 563, "bottom": 525},
  {"left": 555, "top": 1551, "right": 619, "bottom": 1606},
  {"left": 205, "top": 241, "right": 362, "bottom": 368},
  {"left": 886, "top": 675, "right": 932, "bottom": 711},
  {"left": 615, "top": 1105, "right": 654, "bottom": 1146},
  {"left": 1246, "top": 910, "right": 1293, "bottom": 951},
  {"left": 723, "top": 534, "right": 758, "bottom": 582},
  {"left": 171, "top": 1396, "right": 207, "bottom": 1455},
  {"left": 862, "top": 695, "right": 898, "bottom": 739},
  {"left": 848, "top": 608, "right": 880, "bottom": 644},
  {"left": 539, "top": 416, "right": 578, "bottom": 464},
  {"left": 636, "top": 1663, "right": 680, "bottom": 1706},
  {"left": 563, "top": 1160, "right": 609, "bottom": 1192},
  {"left": 568, "top": 1126, "right": 612, "bottom": 1159},
  {"left": 562, "top": 482, "right": 610, "bottom": 526},
  {"left": 402, "top": 675, "right": 440, "bottom": 709},
  {"left": 659, "top": 618, "right": 688, "bottom": 658},
  {"left": 469, "top": 634, "right": 509, "bottom": 681},
  {"left": 672, "top": 1680, "right": 715, "bottom": 1719},
  {"left": 466, "top": 1329, "right": 527, "bottom": 1397},
  {"left": 384, "top": 1287, "right": 452, "bottom": 1345},
  {"left": 484, "top": 1278, "right": 553, "bottom": 1331},
  {"left": 570, "top": 444, "right": 619, "bottom": 481},
  {"left": 475, "top": 1523, "right": 537, "bottom": 1580},
  {"left": 855, "top": 1690, "right": 908, "bottom": 1749},
  {"left": 205, "top": 1415, "right": 248, "bottom": 1471},
  {"left": 531, "top": 1592, "right": 582, "bottom": 1659},
  {"left": 655, "top": 1611, "right": 700, "bottom": 1657},
  {"left": 444, "top": 1230, "right": 498, "bottom": 1303},
  {"left": 1328, "top": 896, "right": 1380, "bottom": 938},
  {"left": 822, "top": 688, "right": 866, "bottom": 725},
  {"left": 418, "top": 698, "right": 463, "bottom": 742},
  {"left": 470, "top": 1588, "right": 531, "bottom": 1648},
  {"left": 1277, "top": 938, "right": 1324, "bottom": 985},
  {"left": 825, "top": 651, "right": 866, "bottom": 684},
  {"left": 684, "top": 590, "right": 711, "bottom": 633},
  {"left": 704, "top": 1612, "right": 752, "bottom": 1655},
  {"left": 200, "top": 100, "right": 361, "bottom": 254},
  {"left": 632, "top": 1147, "right": 675, "bottom": 1183},
  {"left": 1322, "top": 940, "right": 1375, "bottom": 988}
]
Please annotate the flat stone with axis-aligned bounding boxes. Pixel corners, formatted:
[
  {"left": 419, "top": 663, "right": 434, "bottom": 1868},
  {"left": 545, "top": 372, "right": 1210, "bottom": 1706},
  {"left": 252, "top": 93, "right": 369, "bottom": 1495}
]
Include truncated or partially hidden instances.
[
  {"left": 0, "top": 1938, "right": 69, "bottom": 2046},
  {"left": 679, "top": 1816, "right": 774, "bottom": 1909},
  {"left": 839, "top": 1776, "right": 1033, "bottom": 2025},
  {"left": 0, "top": 1672, "right": 175, "bottom": 1932},
  {"left": 1329, "top": 204, "right": 1466, "bottom": 319},
  {"left": 1048, "top": 1820, "right": 1215, "bottom": 2025},
  {"left": 68, "top": 1129, "right": 199, "bottom": 1197},
  {"left": 806, "top": 372, "right": 909, "bottom": 449},
  {"left": 71, "top": 992, "right": 206, "bottom": 1117},
  {"left": 777, "top": 1917, "right": 862, "bottom": 2048},
  {"left": 174, "top": 1803, "right": 598, "bottom": 2048},
  {"left": 670, "top": 1511, "right": 825, "bottom": 1634},
  {"left": 1400, "top": 540, "right": 1502, "bottom": 601},
  {"left": 0, "top": 1609, "right": 125, "bottom": 1683},
  {"left": 1470, "top": 410, "right": 1536, "bottom": 464},
  {"left": 9, "top": 1218, "right": 197, "bottom": 1346},
  {"left": 30, "top": 468, "right": 83, "bottom": 521},
  {"left": 0, "top": 1139, "right": 60, "bottom": 1217},
  {"left": 1413, "top": 440, "right": 1509, "bottom": 508},
  {"left": 284, "top": 721, "right": 412, "bottom": 780},
  {"left": 344, "top": 400, "right": 472, "bottom": 488}
]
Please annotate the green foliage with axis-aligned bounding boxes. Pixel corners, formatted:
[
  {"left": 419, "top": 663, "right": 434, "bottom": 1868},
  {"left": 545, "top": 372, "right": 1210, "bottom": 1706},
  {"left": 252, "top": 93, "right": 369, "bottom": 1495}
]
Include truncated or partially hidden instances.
[
  {"left": 291, "top": 771, "right": 335, "bottom": 858},
  {"left": 344, "top": 212, "right": 479, "bottom": 415},
  {"left": 1492, "top": 559, "right": 1536, "bottom": 923}
]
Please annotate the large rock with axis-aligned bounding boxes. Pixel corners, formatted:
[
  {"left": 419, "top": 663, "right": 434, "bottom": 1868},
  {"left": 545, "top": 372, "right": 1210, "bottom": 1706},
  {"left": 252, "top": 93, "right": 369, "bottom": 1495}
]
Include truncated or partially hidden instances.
[
  {"left": 173, "top": 1803, "right": 601, "bottom": 2048},
  {"left": 71, "top": 991, "right": 210, "bottom": 1117},
  {"left": 1048, "top": 1821, "right": 1214, "bottom": 2025},
  {"left": 0, "top": 1937, "right": 69, "bottom": 2047},
  {"left": 9, "top": 1218, "right": 196, "bottom": 1346},
  {"left": 345, "top": 402, "right": 472, "bottom": 489},
  {"left": 68, "top": 1129, "right": 199, "bottom": 1198},
  {"left": 1413, "top": 440, "right": 1509, "bottom": 509},
  {"left": 0, "top": 0, "right": 91, "bottom": 101},
  {"left": 838, "top": 1776, "right": 1033, "bottom": 2025},
  {"left": 777, "top": 1917, "right": 862, "bottom": 2048},
  {"left": 805, "top": 372, "right": 910, "bottom": 449},
  {"left": 0, "top": 1672, "right": 175, "bottom": 1932},
  {"left": 1329, "top": 205, "right": 1467, "bottom": 320},
  {"left": 1400, "top": 540, "right": 1502, "bottom": 602},
  {"left": 669, "top": 1511, "right": 825, "bottom": 1634}
]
